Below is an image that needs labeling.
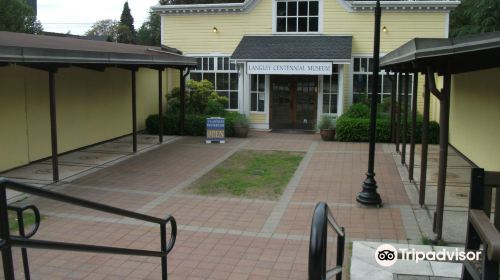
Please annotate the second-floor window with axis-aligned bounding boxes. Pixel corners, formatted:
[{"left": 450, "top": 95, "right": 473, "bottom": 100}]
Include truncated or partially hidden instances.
[{"left": 275, "top": 0, "right": 319, "bottom": 33}]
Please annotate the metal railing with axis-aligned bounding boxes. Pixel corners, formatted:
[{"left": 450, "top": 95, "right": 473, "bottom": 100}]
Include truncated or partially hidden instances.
[
  {"left": 308, "top": 202, "right": 345, "bottom": 280},
  {"left": 0, "top": 178, "right": 177, "bottom": 280}
]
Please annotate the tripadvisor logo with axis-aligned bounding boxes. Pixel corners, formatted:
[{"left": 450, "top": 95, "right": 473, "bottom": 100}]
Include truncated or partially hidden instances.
[{"left": 375, "top": 244, "right": 481, "bottom": 267}]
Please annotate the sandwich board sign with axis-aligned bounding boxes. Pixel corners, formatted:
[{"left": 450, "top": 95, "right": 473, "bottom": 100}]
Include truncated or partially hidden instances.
[{"left": 206, "top": 117, "right": 225, "bottom": 144}]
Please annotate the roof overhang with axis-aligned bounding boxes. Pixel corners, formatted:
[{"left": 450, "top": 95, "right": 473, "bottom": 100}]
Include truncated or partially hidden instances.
[
  {"left": 0, "top": 31, "right": 197, "bottom": 70},
  {"left": 341, "top": 0, "right": 460, "bottom": 12},
  {"left": 380, "top": 31, "right": 500, "bottom": 74},
  {"left": 152, "top": 0, "right": 459, "bottom": 15},
  {"left": 231, "top": 35, "right": 353, "bottom": 63},
  {"left": 152, "top": 0, "right": 259, "bottom": 14}
]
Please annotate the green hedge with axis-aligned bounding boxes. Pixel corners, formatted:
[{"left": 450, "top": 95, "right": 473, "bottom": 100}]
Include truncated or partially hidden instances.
[
  {"left": 146, "top": 111, "right": 241, "bottom": 137},
  {"left": 336, "top": 115, "right": 439, "bottom": 144}
]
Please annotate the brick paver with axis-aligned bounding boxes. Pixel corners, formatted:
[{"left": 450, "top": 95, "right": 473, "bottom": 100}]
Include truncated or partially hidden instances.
[{"left": 2, "top": 132, "right": 416, "bottom": 279}]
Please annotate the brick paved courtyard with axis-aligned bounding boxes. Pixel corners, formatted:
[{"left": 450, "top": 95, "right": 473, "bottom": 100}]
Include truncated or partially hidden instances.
[{"left": 1, "top": 131, "right": 421, "bottom": 280}]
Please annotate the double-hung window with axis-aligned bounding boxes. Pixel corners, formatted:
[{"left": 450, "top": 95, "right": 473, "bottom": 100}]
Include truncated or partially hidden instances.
[
  {"left": 353, "top": 57, "right": 413, "bottom": 105},
  {"left": 190, "top": 56, "right": 239, "bottom": 110},
  {"left": 322, "top": 65, "right": 339, "bottom": 114},
  {"left": 275, "top": 0, "right": 320, "bottom": 33},
  {"left": 250, "top": 75, "right": 265, "bottom": 112}
]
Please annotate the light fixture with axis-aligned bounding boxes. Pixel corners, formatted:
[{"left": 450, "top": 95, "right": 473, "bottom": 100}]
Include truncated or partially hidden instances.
[
  {"left": 382, "top": 26, "right": 388, "bottom": 32},
  {"left": 213, "top": 27, "right": 218, "bottom": 33}
]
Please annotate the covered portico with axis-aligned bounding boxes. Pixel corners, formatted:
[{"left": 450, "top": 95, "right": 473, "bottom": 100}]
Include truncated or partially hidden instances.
[
  {"left": 231, "top": 35, "right": 352, "bottom": 130},
  {"left": 0, "top": 31, "right": 197, "bottom": 182},
  {"left": 380, "top": 32, "right": 500, "bottom": 241}
]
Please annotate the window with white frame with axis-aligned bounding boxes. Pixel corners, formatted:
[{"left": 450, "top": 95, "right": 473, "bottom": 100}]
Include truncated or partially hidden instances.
[
  {"left": 353, "top": 57, "right": 413, "bottom": 104},
  {"left": 275, "top": 0, "right": 319, "bottom": 33},
  {"left": 189, "top": 56, "right": 239, "bottom": 109},
  {"left": 322, "top": 65, "right": 339, "bottom": 114},
  {"left": 250, "top": 75, "right": 265, "bottom": 112}
]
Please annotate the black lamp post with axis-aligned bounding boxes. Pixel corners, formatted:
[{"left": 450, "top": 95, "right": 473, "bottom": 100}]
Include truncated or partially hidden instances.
[{"left": 356, "top": 0, "right": 382, "bottom": 206}]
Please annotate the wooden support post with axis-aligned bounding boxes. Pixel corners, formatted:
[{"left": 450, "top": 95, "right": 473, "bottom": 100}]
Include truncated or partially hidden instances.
[
  {"left": 401, "top": 72, "right": 409, "bottom": 165},
  {"left": 396, "top": 72, "right": 402, "bottom": 153},
  {"left": 390, "top": 72, "right": 397, "bottom": 143},
  {"left": 179, "top": 69, "right": 186, "bottom": 136},
  {"left": 409, "top": 72, "right": 419, "bottom": 181},
  {"left": 158, "top": 69, "right": 164, "bottom": 143},
  {"left": 49, "top": 69, "right": 59, "bottom": 182},
  {"left": 419, "top": 74, "right": 431, "bottom": 206},
  {"left": 435, "top": 72, "right": 451, "bottom": 241},
  {"left": 131, "top": 69, "right": 138, "bottom": 153}
]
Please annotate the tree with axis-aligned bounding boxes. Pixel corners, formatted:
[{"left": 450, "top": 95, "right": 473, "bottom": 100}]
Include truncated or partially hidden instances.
[
  {"left": 85, "top": 19, "right": 119, "bottom": 42},
  {"left": 450, "top": 0, "right": 500, "bottom": 37},
  {"left": 0, "top": 0, "right": 43, "bottom": 34},
  {"left": 136, "top": 10, "right": 161, "bottom": 46},
  {"left": 116, "top": 1, "right": 136, "bottom": 43}
]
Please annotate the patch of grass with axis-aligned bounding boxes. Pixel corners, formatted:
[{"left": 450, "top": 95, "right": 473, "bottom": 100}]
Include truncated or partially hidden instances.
[
  {"left": 187, "top": 150, "right": 304, "bottom": 200},
  {"left": 421, "top": 236, "right": 448, "bottom": 246},
  {"left": 8, "top": 211, "right": 39, "bottom": 232}
]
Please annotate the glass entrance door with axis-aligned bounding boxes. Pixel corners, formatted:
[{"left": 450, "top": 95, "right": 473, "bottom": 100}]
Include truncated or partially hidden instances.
[{"left": 270, "top": 75, "right": 317, "bottom": 130}]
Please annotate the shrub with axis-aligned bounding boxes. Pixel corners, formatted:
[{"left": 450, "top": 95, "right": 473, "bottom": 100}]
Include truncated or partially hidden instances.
[
  {"left": 165, "top": 80, "right": 228, "bottom": 115},
  {"left": 233, "top": 114, "right": 249, "bottom": 128},
  {"left": 336, "top": 115, "right": 439, "bottom": 143},
  {"left": 318, "top": 115, "right": 336, "bottom": 130},
  {"left": 343, "top": 103, "right": 370, "bottom": 118},
  {"left": 146, "top": 110, "right": 248, "bottom": 138}
]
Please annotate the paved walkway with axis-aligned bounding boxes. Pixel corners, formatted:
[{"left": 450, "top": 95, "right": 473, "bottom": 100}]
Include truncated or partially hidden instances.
[{"left": 2, "top": 132, "right": 424, "bottom": 279}]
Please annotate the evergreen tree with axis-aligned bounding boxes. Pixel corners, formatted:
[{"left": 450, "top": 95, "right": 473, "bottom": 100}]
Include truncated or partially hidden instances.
[
  {"left": 0, "top": 0, "right": 43, "bottom": 34},
  {"left": 450, "top": 0, "right": 500, "bottom": 37},
  {"left": 136, "top": 10, "right": 161, "bottom": 46},
  {"left": 117, "top": 1, "right": 136, "bottom": 43}
]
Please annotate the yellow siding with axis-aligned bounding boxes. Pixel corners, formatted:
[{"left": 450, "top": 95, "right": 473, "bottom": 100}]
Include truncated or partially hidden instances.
[
  {"left": 449, "top": 68, "right": 500, "bottom": 171},
  {"left": 162, "top": 0, "right": 448, "bottom": 55},
  {"left": 0, "top": 65, "right": 162, "bottom": 172},
  {"left": 249, "top": 113, "right": 266, "bottom": 124},
  {"left": 0, "top": 66, "right": 29, "bottom": 171}
]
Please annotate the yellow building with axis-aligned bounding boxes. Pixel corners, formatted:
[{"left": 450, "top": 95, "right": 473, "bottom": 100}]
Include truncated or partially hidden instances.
[
  {"left": 153, "top": 0, "right": 459, "bottom": 129},
  {"left": 0, "top": 31, "right": 196, "bottom": 177}
]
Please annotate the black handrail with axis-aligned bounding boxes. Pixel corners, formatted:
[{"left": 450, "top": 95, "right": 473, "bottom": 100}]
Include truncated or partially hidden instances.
[
  {"left": 0, "top": 178, "right": 177, "bottom": 280},
  {"left": 308, "top": 202, "right": 345, "bottom": 280}
]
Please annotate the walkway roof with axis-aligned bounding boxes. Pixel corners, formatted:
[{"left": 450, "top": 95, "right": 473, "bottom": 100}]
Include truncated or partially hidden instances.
[
  {"left": 0, "top": 31, "right": 196, "bottom": 69},
  {"left": 380, "top": 31, "right": 500, "bottom": 74}
]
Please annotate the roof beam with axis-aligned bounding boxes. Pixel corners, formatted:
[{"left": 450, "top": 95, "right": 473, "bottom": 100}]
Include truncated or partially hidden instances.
[{"left": 74, "top": 64, "right": 107, "bottom": 72}]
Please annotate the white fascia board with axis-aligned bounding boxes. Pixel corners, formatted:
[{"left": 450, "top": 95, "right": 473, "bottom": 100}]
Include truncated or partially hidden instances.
[
  {"left": 151, "top": 0, "right": 259, "bottom": 14},
  {"left": 338, "top": 0, "right": 461, "bottom": 12}
]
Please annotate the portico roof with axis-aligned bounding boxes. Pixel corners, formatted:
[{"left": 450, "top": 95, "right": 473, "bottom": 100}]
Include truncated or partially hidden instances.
[
  {"left": 0, "top": 31, "right": 197, "bottom": 69},
  {"left": 231, "top": 35, "right": 352, "bottom": 63}
]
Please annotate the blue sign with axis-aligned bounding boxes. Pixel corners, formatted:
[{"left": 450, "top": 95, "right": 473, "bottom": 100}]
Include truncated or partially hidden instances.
[{"left": 206, "top": 117, "right": 225, "bottom": 143}]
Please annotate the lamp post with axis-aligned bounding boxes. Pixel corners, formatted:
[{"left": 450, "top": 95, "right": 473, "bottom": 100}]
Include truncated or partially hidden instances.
[{"left": 356, "top": 0, "right": 382, "bottom": 206}]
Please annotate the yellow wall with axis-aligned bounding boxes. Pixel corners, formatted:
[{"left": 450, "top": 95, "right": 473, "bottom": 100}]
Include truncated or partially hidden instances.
[
  {"left": 0, "top": 65, "right": 168, "bottom": 172},
  {"left": 249, "top": 113, "right": 266, "bottom": 125},
  {"left": 449, "top": 68, "right": 500, "bottom": 171},
  {"left": 161, "top": 0, "right": 448, "bottom": 55}
]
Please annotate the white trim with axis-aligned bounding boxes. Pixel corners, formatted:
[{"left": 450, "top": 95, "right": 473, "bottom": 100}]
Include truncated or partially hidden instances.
[
  {"left": 348, "top": 57, "right": 354, "bottom": 106},
  {"left": 317, "top": 75, "right": 323, "bottom": 120},
  {"left": 233, "top": 59, "right": 351, "bottom": 63},
  {"left": 336, "top": 0, "right": 460, "bottom": 12},
  {"left": 338, "top": 64, "right": 344, "bottom": 115},
  {"left": 249, "top": 123, "right": 270, "bottom": 130},
  {"left": 153, "top": 0, "right": 460, "bottom": 14},
  {"left": 238, "top": 64, "right": 245, "bottom": 114},
  {"left": 445, "top": 10, "right": 450, "bottom": 38},
  {"left": 243, "top": 62, "right": 251, "bottom": 116},
  {"left": 265, "top": 74, "right": 270, "bottom": 125}
]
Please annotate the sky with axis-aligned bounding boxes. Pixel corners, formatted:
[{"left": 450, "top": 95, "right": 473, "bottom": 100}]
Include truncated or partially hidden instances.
[{"left": 38, "top": 0, "right": 159, "bottom": 35}]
